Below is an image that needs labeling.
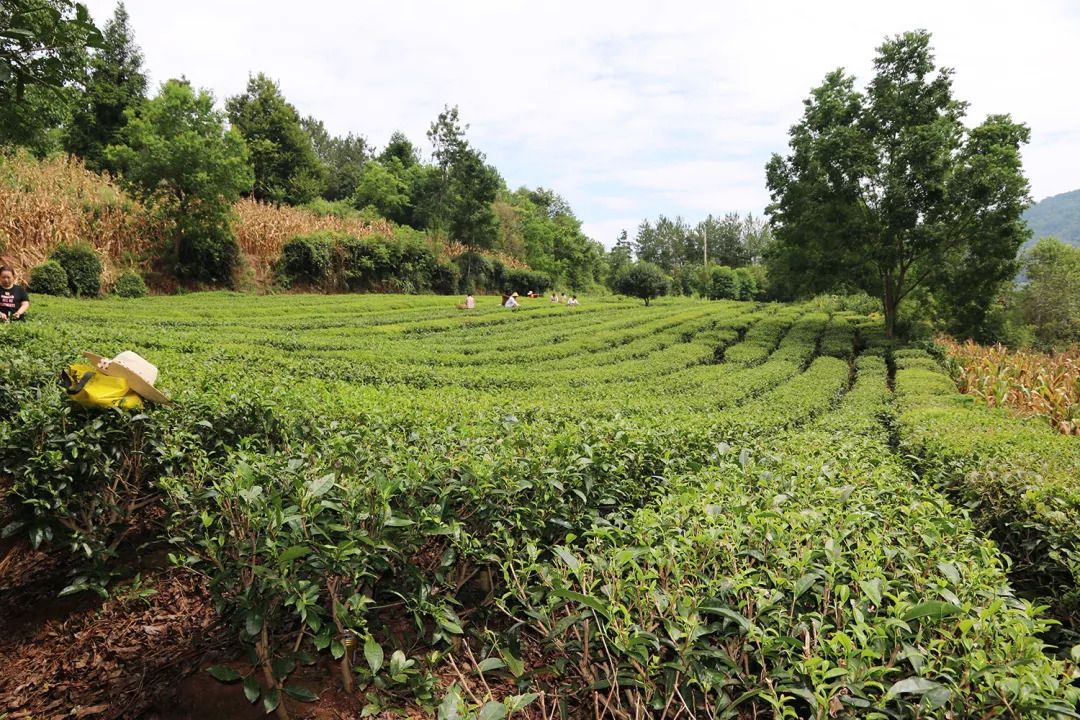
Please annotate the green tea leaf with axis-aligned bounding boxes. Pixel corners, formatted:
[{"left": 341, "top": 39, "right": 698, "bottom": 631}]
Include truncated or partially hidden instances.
[
  {"left": 206, "top": 665, "right": 241, "bottom": 683},
  {"left": 553, "top": 546, "right": 581, "bottom": 572},
  {"left": 793, "top": 572, "right": 818, "bottom": 599},
  {"left": 863, "top": 578, "right": 883, "bottom": 607},
  {"left": 477, "top": 701, "right": 507, "bottom": 720},
  {"left": 475, "top": 657, "right": 506, "bottom": 674},
  {"left": 903, "top": 601, "right": 963, "bottom": 622},
  {"left": 364, "top": 635, "right": 384, "bottom": 674},
  {"left": 505, "top": 693, "right": 540, "bottom": 712},
  {"left": 307, "top": 473, "right": 335, "bottom": 497},
  {"left": 277, "top": 544, "right": 310, "bottom": 565},
  {"left": 262, "top": 687, "right": 280, "bottom": 713},
  {"left": 551, "top": 587, "right": 610, "bottom": 619},
  {"left": 245, "top": 611, "right": 262, "bottom": 637},
  {"left": 283, "top": 685, "right": 318, "bottom": 702},
  {"left": 438, "top": 684, "right": 462, "bottom": 720},
  {"left": 887, "top": 677, "right": 949, "bottom": 700},
  {"left": 936, "top": 562, "right": 960, "bottom": 584}
]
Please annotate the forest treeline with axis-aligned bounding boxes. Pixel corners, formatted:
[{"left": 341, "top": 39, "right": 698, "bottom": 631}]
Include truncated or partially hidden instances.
[{"left": 0, "top": 1, "right": 771, "bottom": 297}]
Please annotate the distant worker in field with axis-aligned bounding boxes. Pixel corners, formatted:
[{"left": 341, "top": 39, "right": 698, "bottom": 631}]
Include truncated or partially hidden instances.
[
  {"left": 0, "top": 266, "right": 29, "bottom": 322},
  {"left": 568, "top": 295, "right": 579, "bottom": 306},
  {"left": 504, "top": 292, "right": 519, "bottom": 309},
  {"left": 466, "top": 294, "right": 475, "bottom": 309},
  {"left": 550, "top": 292, "right": 558, "bottom": 303}
]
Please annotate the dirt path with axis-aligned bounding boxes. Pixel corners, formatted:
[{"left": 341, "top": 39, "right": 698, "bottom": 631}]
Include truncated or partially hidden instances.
[{"left": 0, "top": 552, "right": 224, "bottom": 720}]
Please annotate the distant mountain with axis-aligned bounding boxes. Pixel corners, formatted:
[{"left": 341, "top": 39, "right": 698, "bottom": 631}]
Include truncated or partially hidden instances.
[{"left": 1023, "top": 189, "right": 1080, "bottom": 249}]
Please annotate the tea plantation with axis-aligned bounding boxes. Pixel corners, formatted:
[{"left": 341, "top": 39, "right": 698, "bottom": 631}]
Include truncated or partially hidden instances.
[{"left": 2, "top": 294, "right": 1079, "bottom": 719}]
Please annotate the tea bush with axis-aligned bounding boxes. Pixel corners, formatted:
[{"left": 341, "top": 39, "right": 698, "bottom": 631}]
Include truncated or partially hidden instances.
[
  {"left": 3, "top": 294, "right": 1078, "bottom": 717},
  {"left": 895, "top": 349, "right": 1080, "bottom": 624}
]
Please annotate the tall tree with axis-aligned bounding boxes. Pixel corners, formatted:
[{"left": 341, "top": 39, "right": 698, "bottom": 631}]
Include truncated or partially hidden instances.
[
  {"left": 0, "top": 0, "right": 101, "bottom": 153},
  {"left": 502, "top": 186, "right": 603, "bottom": 290},
  {"left": 696, "top": 212, "right": 750, "bottom": 267},
  {"left": 108, "top": 79, "right": 253, "bottom": 283},
  {"left": 426, "top": 105, "right": 499, "bottom": 249},
  {"left": 379, "top": 131, "right": 420, "bottom": 168},
  {"left": 634, "top": 214, "right": 707, "bottom": 274},
  {"left": 351, "top": 158, "right": 412, "bottom": 223},
  {"left": 606, "top": 230, "right": 634, "bottom": 291},
  {"left": 765, "top": 30, "right": 1030, "bottom": 338},
  {"left": 226, "top": 73, "right": 322, "bottom": 204},
  {"left": 742, "top": 212, "right": 773, "bottom": 265},
  {"left": 301, "top": 115, "right": 367, "bottom": 201},
  {"left": 64, "top": 2, "right": 146, "bottom": 170}
]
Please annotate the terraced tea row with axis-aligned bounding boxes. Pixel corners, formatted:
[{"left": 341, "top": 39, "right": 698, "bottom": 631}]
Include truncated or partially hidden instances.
[{"left": 1, "top": 294, "right": 1077, "bottom": 719}]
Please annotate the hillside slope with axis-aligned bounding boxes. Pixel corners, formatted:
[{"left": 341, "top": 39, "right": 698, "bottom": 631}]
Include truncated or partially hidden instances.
[{"left": 1024, "top": 189, "right": 1080, "bottom": 248}]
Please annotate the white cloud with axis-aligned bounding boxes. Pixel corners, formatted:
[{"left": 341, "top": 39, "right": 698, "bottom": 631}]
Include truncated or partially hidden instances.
[{"left": 84, "top": 0, "right": 1080, "bottom": 245}]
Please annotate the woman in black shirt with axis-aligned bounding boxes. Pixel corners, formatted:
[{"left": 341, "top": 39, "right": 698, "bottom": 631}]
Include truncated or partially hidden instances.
[{"left": 0, "top": 266, "right": 29, "bottom": 322}]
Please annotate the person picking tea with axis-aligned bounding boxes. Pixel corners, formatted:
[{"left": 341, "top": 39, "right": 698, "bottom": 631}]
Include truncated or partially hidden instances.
[{"left": 0, "top": 266, "right": 29, "bottom": 322}]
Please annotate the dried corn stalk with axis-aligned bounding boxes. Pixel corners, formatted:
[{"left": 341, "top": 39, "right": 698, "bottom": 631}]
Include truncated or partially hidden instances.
[{"left": 941, "top": 336, "right": 1079, "bottom": 435}]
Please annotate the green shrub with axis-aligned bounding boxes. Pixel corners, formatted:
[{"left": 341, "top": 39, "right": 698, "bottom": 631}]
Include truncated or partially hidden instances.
[
  {"left": 708, "top": 265, "right": 739, "bottom": 300},
  {"left": 281, "top": 232, "right": 337, "bottom": 287},
  {"left": 505, "top": 268, "right": 552, "bottom": 294},
  {"left": 174, "top": 210, "right": 239, "bottom": 285},
  {"left": 113, "top": 270, "right": 148, "bottom": 298},
  {"left": 29, "top": 260, "right": 69, "bottom": 296},
  {"left": 430, "top": 260, "right": 459, "bottom": 295},
  {"left": 453, "top": 252, "right": 493, "bottom": 293},
  {"left": 49, "top": 242, "right": 102, "bottom": 296},
  {"left": 280, "top": 231, "right": 457, "bottom": 294},
  {"left": 734, "top": 266, "right": 757, "bottom": 300},
  {"left": 895, "top": 351, "right": 1080, "bottom": 623}
]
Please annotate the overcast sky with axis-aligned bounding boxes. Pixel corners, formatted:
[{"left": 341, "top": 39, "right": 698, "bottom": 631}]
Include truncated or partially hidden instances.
[{"left": 82, "top": 0, "right": 1080, "bottom": 247}]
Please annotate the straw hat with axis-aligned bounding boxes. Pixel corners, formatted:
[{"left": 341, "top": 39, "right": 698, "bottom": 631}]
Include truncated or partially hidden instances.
[
  {"left": 82, "top": 351, "right": 170, "bottom": 404},
  {"left": 511, "top": 292, "right": 519, "bottom": 297}
]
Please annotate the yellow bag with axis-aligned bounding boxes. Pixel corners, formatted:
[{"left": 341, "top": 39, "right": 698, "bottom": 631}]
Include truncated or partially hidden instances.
[{"left": 58, "top": 363, "right": 144, "bottom": 410}]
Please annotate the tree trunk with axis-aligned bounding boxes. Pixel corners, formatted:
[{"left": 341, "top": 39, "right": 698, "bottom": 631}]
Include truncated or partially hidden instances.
[{"left": 882, "top": 273, "right": 899, "bottom": 340}]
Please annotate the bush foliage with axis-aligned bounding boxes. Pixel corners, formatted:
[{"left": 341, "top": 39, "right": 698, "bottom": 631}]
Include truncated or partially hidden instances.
[
  {"left": 113, "top": 269, "right": 148, "bottom": 298},
  {"left": 29, "top": 259, "right": 69, "bottom": 296},
  {"left": 49, "top": 242, "right": 102, "bottom": 296}
]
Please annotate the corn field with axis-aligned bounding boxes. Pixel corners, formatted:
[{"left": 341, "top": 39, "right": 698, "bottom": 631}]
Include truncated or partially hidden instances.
[
  {"left": 940, "top": 336, "right": 1079, "bottom": 435},
  {"left": 232, "top": 197, "right": 394, "bottom": 255},
  {"left": 0, "top": 151, "right": 165, "bottom": 285},
  {"left": 442, "top": 239, "right": 530, "bottom": 270},
  {"left": 1, "top": 152, "right": 530, "bottom": 289}
]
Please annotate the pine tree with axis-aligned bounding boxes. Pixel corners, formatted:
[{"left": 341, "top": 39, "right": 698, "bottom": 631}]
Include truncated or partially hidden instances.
[{"left": 65, "top": 2, "right": 146, "bottom": 170}]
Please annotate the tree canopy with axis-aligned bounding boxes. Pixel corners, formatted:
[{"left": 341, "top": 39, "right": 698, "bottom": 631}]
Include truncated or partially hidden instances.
[
  {"left": 108, "top": 79, "right": 253, "bottom": 282},
  {"left": 0, "top": 0, "right": 100, "bottom": 94},
  {"left": 0, "top": 0, "right": 102, "bottom": 154},
  {"left": 63, "top": 2, "right": 146, "bottom": 170},
  {"left": 301, "top": 115, "right": 368, "bottom": 201},
  {"left": 226, "top": 73, "right": 323, "bottom": 205},
  {"left": 1020, "top": 238, "right": 1080, "bottom": 349},
  {"left": 765, "top": 30, "right": 1031, "bottom": 338},
  {"left": 614, "top": 261, "right": 669, "bottom": 306}
]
